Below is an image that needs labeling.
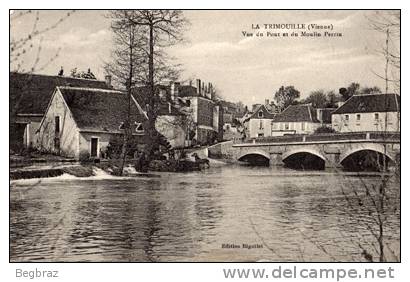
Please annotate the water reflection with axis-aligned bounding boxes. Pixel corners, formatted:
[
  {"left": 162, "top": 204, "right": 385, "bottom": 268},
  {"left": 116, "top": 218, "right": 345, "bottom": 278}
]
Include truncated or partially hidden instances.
[{"left": 10, "top": 165, "right": 400, "bottom": 262}]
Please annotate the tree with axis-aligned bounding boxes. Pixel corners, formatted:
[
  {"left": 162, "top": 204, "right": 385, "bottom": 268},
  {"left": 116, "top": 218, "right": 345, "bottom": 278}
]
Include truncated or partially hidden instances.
[
  {"left": 10, "top": 10, "right": 74, "bottom": 121},
  {"left": 70, "top": 68, "right": 97, "bottom": 79},
  {"left": 105, "top": 10, "right": 188, "bottom": 172},
  {"left": 368, "top": 10, "right": 400, "bottom": 94},
  {"left": 274, "top": 86, "right": 300, "bottom": 111},
  {"left": 104, "top": 11, "right": 144, "bottom": 175},
  {"left": 361, "top": 86, "right": 382, "bottom": 94},
  {"left": 326, "top": 90, "right": 342, "bottom": 108},
  {"left": 303, "top": 90, "right": 328, "bottom": 108},
  {"left": 339, "top": 82, "right": 360, "bottom": 101},
  {"left": 313, "top": 126, "right": 336, "bottom": 134}
]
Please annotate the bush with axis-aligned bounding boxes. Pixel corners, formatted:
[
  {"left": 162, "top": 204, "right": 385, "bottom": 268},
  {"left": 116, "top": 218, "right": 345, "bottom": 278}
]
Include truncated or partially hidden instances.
[
  {"left": 79, "top": 151, "right": 91, "bottom": 162},
  {"left": 314, "top": 126, "right": 336, "bottom": 134},
  {"left": 107, "top": 135, "right": 144, "bottom": 159}
]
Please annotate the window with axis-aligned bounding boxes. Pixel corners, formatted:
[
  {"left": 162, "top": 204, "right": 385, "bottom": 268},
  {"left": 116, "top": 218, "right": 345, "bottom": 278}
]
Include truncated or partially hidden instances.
[
  {"left": 301, "top": 122, "right": 305, "bottom": 131},
  {"left": 285, "top": 123, "right": 289, "bottom": 130},
  {"left": 344, "top": 115, "right": 349, "bottom": 121},
  {"left": 186, "top": 100, "right": 191, "bottom": 107},
  {"left": 258, "top": 111, "right": 263, "bottom": 118},
  {"left": 119, "top": 122, "right": 125, "bottom": 130},
  {"left": 259, "top": 120, "right": 263, "bottom": 129},
  {"left": 272, "top": 123, "right": 277, "bottom": 130},
  {"left": 135, "top": 122, "right": 144, "bottom": 132},
  {"left": 374, "top": 113, "right": 379, "bottom": 120},
  {"left": 356, "top": 114, "right": 361, "bottom": 121},
  {"left": 55, "top": 116, "right": 60, "bottom": 134},
  {"left": 258, "top": 133, "right": 264, "bottom": 137}
]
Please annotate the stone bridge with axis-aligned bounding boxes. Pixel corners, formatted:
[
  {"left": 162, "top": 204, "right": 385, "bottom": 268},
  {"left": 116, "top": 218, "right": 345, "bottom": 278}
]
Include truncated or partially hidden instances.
[{"left": 230, "top": 132, "right": 400, "bottom": 168}]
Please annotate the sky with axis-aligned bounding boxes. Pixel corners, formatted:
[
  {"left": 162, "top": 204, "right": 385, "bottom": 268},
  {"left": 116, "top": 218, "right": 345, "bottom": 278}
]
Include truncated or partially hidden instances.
[{"left": 10, "top": 10, "right": 399, "bottom": 106}]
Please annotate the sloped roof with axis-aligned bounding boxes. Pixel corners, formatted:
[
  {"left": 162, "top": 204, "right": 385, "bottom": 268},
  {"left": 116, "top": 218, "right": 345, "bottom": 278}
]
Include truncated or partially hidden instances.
[
  {"left": 247, "top": 104, "right": 276, "bottom": 120},
  {"left": 273, "top": 104, "right": 319, "bottom": 123},
  {"left": 58, "top": 87, "right": 147, "bottom": 133},
  {"left": 131, "top": 86, "right": 185, "bottom": 116},
  {"left": 10, "top": 72, "right": 111, "bottom": 116},
  {"left": 333, "top": 93, "right": 400, "bottom": 114}
]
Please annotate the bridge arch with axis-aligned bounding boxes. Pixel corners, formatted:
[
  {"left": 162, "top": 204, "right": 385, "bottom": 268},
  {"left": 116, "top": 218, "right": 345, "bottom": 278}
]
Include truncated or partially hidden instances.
[
  {"left": 238, "top": 150, "right": 271, "bottom": 165},
  {"left": 282, "top": 148, "right": 326, "bottom": 162},
  {"left": 281, "top": 148, "right": 327, "bottom": 170},
  {"left": 339, "top": 143, "right": 395, "bottom": 164}
]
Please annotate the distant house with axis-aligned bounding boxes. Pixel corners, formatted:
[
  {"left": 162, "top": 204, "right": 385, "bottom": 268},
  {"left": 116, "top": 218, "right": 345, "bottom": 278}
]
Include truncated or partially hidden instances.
[
  {"left": 244, "top": 104, "right": 276, "bottom": 138},
  {"left": 10, "top": 72, "right": 112, "bottom": 151},
  {"left": 178, "top": 79, "right": 223, "bottom": 144},
  {"left": 37, "top": 87, "right": 146, "bottom": 159},
  {"left": 332, "top": 93, "right": 400, "bottom": 132},
  {"left": 132, "top": 83, "right": 187, "bottom": 149},
  {"left": 271, "top": 104, "right": 332, "bottom": 136}
]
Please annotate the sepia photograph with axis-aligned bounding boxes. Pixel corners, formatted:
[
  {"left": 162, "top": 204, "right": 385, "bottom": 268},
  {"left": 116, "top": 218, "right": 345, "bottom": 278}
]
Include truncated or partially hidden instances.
[{"left": 9, "top": 9, "right": 400, "bottom": 263}]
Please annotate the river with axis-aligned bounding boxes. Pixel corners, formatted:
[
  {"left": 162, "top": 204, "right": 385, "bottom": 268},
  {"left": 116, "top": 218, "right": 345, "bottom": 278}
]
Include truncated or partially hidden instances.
[{"left": 10, "top": 164, "right": 400, "bottom": 262}]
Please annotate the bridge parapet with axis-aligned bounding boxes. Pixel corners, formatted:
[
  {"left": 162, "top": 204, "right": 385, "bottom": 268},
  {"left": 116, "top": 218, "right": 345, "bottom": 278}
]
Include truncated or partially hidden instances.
[
  {"left": 233, "top": 131, "right": 400, "bottom": 146},
  {"left": 231, "top": 131, "right": 400, "bottom": 168}
]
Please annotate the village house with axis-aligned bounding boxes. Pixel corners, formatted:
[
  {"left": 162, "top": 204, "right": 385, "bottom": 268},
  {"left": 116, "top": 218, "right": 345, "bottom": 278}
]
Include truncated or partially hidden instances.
[
  {"left": 178, "top": 79, "right": 224, "bottom": 144},
  {"left": 132, "top": 83, "right": 187, "bottom": 149},
  {"left": 332, "top": 93, "right": 400, "bottom": 132},
  {"left": 271, "top": 104, "right": 333, "bottom": 136},
  {"left": 243, "top": 104, "right": 276, "bottom": 138},
  {"left": 10, "top": 72, "right": 112, "bottom": 151},
  {"left": 37, "top": 86, "right": 147, "bottom": 159}
]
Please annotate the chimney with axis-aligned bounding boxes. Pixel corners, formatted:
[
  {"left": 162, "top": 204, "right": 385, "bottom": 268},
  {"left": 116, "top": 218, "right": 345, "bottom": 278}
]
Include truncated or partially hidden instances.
[
  {"left": 202, "top": 82, "right": 205, "bottom": 96},
  {"left": 105, "top": 75, "right": 112, "bottom": 88},
  {"left": 170, "top": 82, "right": 175, "bottom": 100},
  {"left": 265, "top": 99, "right": 269, "bottom": 106},
  {"left": 209, "top": 83, "right": 214, "bottom": 100},
  {"left": 170, "top": 82, "right": 180, "bottom": 101},
  {"left": 196, "top": 79, "right": 201, "bottom": 95}
]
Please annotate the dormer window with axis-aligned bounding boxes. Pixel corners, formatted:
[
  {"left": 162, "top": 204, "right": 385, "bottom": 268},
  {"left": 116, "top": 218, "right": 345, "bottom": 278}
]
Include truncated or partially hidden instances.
[
  {"left": 258, "top": 111, "right": 263, "bottom": 118},
  {"left": 135, "top": 122, "right": 144, "bottom": 133},
  {"left": 119, "top": 122, "right": 125, "bottom": 130}
]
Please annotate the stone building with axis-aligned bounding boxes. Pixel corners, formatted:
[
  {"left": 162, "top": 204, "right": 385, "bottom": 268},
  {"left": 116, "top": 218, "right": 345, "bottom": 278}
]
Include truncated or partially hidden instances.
[
  {"left": 178, "top": 79, "right": 223, "bottom": 144},
  {"left": 243, "top": 104, "right": 276, "bottom": 138},
  {"left": 271, "top": 104, "right": 332, "bottom": 136},
  {"left": 331, "top": 93, "right": 400, "bottom": 132},
  {"left": 10, "top": 72, "right": 112, "bottom": 151},
  {"left": 37, "top": 86, "right": 146, "bottom": 159},
  {"left": 132, "top": 84, "right": 188, "bottom": 149}
]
